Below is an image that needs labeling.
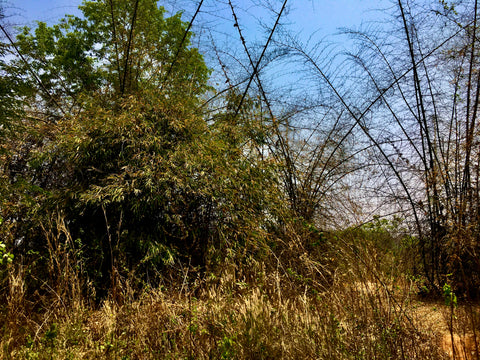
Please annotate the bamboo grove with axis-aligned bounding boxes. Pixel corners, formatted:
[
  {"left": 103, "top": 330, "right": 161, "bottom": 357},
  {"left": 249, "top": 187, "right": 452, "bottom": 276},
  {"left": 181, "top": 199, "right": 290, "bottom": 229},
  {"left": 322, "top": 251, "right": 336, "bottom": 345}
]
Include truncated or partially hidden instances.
[{"left": 0, "top": 0, "right": 480, "bottom": 311}]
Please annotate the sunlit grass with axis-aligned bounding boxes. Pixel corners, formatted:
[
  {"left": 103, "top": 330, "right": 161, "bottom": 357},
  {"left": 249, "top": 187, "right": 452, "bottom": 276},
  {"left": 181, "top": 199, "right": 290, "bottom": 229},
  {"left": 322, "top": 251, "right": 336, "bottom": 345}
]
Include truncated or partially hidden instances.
[{"left": 3, "top": 227, "right": 473, "bottom": 359}]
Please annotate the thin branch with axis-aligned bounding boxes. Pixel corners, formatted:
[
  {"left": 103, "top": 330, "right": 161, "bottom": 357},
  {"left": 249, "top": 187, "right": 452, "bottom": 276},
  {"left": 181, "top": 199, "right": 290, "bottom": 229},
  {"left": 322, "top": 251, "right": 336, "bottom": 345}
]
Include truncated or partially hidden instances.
[
  {"left": 108, "top": 0, "right": 122, "bottom": 89},
  {"left": 120, "top": 0, "right": 140, "bottom": 95},
  {"left": 161, "top": 0, "right": 204, "bottom": 89},
  {"left": 233, "top": 0, "right": 288, "bottom": 118},
  {"left": 0, "top": 23, "right": 66, "bottom": 116}
]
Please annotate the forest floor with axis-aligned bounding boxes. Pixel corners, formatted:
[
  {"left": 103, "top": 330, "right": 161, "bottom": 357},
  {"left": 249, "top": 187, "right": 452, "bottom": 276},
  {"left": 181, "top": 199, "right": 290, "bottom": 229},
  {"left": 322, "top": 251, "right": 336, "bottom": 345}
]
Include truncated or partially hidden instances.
[{"left": 410, "top": 298, "right": 478, "bottom": 359}]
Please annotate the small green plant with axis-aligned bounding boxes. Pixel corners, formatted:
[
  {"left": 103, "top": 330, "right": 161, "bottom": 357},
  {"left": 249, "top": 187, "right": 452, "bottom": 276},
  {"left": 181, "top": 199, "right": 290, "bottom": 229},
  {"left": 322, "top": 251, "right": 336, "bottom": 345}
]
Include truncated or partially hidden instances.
[
  {"left": 44, "top": 323, "right": 59, "bottom": 347},
  {"left": 0, "top": 242, "right": 13, "bottom": 265},
  {"left": 443, "top": 283, "right": 457, "bottom": 308},
  {"left": 219, "top": 335, "right": 236, "bottom": 359},
  {"left": 0, "top": 216, "right": 13, "bottom": 265}
]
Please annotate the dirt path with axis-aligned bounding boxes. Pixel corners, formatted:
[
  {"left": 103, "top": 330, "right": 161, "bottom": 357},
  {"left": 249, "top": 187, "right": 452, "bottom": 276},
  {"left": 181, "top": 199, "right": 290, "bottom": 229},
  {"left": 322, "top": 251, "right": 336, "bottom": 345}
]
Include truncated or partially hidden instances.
[{"left": 412, "top": 301, "right": 479, "bottom": 360}]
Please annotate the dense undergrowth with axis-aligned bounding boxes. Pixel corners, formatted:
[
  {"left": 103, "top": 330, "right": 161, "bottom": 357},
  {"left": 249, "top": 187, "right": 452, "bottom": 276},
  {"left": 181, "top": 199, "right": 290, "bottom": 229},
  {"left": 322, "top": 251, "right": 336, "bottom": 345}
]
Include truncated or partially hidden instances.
[{"left": 1, "top": 220, "right": 477, "bottom": 359}]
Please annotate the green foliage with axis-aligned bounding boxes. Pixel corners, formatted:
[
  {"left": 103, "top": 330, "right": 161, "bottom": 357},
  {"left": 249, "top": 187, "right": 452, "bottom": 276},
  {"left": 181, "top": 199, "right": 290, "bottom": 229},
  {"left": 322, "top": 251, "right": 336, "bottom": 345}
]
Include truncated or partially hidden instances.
[
  {"left": 0, "top": 242, "right": 13, "bottom": 265},
  {"left": 0, "top": 217, "right": 13, "bottom": 266},
  {"left": 78, "top": 0, "right": 211, "bottom": 97},
  {"left": 0, "top": 44, "right": 25, "bottom": 141},
  {"left": 0, "top": 1, "right": 284, "bottom": 297},
  {"left": 5, "top": 0, "right": 210, "bottom": 114},
  {"left": 344, "top": 216, "right": 408, "bottom": 253},
  {"left": 443, "top": 283, "right": 457, "bottom": 308}
]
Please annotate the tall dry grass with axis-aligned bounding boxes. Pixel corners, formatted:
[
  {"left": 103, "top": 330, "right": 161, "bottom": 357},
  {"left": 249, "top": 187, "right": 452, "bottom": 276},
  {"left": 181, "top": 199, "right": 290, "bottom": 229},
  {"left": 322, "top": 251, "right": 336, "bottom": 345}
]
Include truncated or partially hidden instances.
[{"left": 0, "top": 221, "right": 477, "bottom": 359}]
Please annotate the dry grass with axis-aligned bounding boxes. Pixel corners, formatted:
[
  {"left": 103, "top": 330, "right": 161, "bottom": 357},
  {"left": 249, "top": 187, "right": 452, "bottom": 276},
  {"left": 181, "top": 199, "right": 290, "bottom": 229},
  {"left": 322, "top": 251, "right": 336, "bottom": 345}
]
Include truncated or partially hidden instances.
[
  {"left": 0, "top": 274, "right": 438, "bottom": 359},
  {"left": 1, "top": 229, "right": 478, "bottom": 359}
]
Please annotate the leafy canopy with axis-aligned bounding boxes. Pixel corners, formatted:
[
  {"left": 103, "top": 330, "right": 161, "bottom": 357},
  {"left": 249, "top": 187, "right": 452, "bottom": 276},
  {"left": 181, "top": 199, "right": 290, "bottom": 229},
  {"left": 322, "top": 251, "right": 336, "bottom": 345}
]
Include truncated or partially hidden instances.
[{"left": 7, "top": 0, "right": 210, "bottom": 115}]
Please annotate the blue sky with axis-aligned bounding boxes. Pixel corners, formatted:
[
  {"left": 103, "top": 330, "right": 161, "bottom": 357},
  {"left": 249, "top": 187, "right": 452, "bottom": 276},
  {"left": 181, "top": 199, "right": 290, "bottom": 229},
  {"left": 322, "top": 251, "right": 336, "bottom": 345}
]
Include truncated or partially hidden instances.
[
  {"left": 10, "top": 0, "right": 82, "bottom": 27},
  {"left": 9, "top": 0, "right": 385, "bottom": 37},
  {"left": 6, "top": 0, "right": 387, "bottom": 104}
]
